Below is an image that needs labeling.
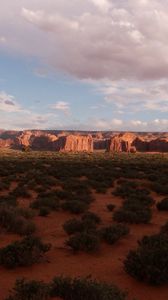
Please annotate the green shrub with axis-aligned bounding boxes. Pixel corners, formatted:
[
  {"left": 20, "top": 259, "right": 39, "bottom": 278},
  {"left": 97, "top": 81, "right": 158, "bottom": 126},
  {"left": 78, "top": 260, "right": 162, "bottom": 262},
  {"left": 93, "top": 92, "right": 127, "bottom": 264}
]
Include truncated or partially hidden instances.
[
  {"left": 0, "top": 206, "right": 36, "bottom": 235},
  {"left": 123, "top": 196, "right": 154, "bottom": 209},
  {"left": 82, "top": 212, "right": 101, "bottom": 224},
  {"left": 157, "top": 198, "right": 168, "bottom": 211},
  {"left": 6, "top": 279, "right": 50, "bottom": 300},
  {"left": 113, "top": 207, "right": 152, "bottom": 224},
  {"left": 17, "top": 208, "right": 35, "bottom": 219},
  {"left": 124, "top": 234, "right": 168, "bottom": 285},
  {"left": 160, "top": 221, "right": 168, "bottom": 235},
  {"left": 113, "top": 185, "right": 151, "bottom": 202},
  {"left": 6, "top": 276, "right": 127, "bottom": 300},
  {"left": 95, "top": 186, "right": 107, "bottom": 194},
  {"left": 11, "top": 186, "right": 31, "bottom": 198},
  {"left": 152, "top": 183, "right": 168, "bottom": 195},
  {"left": 113, "top": 182, "right": 138, "bottom": 198},
  {"left": 66, "top": 232, "right": 100, "bottom": 252},
  {"left": 112, "top": 182, "right": 153, "bottom": 224},
  {"left": 0, "top": 236, "right": 51, "bottom": 269},
  {"left": 31, "top": 197, "right": 60, "bottom": 211},
  {"left": 117, "top": 180, "right": 138, "bottom": 187},
  {"left": 0, "top": 195, "right": 17, "bottom": 206},
  {"left": 50, "top": 276, "right": 127, "bottom": 300},
  {"left": 125, "top": 194, "right": 154, "bottom": 207},
  {"left": 107, "top": 204, "right": 115, "bottom": 211},
  {"left": 63, "top": 218, "right": 97, "bottom": 235},
  {"left": 61, "top": 200, "right": 88, "bottom": 214},
  {"left": 100, "top": 224, "right": 129, "bottom": 244},
  {"left": 63, "top": 219, "right": 84, "bottom": 235},
  {"left": 39, "top": 207, "right": 50, "bottom": 217}
]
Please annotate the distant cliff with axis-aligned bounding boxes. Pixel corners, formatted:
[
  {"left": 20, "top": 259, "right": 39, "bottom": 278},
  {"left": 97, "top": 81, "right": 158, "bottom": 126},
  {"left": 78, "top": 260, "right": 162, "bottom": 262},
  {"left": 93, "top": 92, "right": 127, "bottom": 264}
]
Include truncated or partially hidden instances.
[
  {"left": 107, "top": 132, "right": 168, "bottom": 153},
  {"left": 0, "top": 130, "right": 93, "bottom": 152},
  {"left": 0, "top": 130, "right": 167, "bottom": 152}
]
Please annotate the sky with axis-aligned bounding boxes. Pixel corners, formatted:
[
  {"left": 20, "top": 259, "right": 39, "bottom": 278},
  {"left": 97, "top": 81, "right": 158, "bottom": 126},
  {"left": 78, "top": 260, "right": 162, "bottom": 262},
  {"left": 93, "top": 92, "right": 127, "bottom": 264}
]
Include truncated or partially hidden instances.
[{"left": 0, "top": 0, "right": 168, "bottom": 131}]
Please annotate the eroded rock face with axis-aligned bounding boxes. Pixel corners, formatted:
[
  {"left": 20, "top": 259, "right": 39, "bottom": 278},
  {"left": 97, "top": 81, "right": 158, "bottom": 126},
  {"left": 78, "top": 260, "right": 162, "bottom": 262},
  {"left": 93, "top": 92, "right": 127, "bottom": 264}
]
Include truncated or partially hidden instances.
[
  {"left": 0, "top": 130, "right": 167, "bottom": 152},
  {"left": 94, "top": 139, "right": 109, "bottom": 150},
  {"left": 0, "top": 131, "right": 20, "bottom": 148},
  {"left": 31, "top": 136, "right": 57, "bottom": 151},
  {"left": 108, "top": 133, "right": 168, "bottom": 153},
  {"left": 108, "top": 133, "right": 136, "bottom": 152},
  {"left": 54, "top": 135, "right": 93, "bottom": 152},
  {"left": 132, "top": 137, "right": 148, "bottom": 152},
  {"left": 14, "top": 131, "right": 58, "bottom": 150},
  {"left": 16, "top": 131, "right": 33, "bottom": 148},
  {"left": 0, "top": 139, "right": 14, "bottom": 148},
  {"left": 148, "top": 138, "right": 168, "bottom": 152},
  {"left": 10, "top": 131, "right": 93, "bottom": 152}
]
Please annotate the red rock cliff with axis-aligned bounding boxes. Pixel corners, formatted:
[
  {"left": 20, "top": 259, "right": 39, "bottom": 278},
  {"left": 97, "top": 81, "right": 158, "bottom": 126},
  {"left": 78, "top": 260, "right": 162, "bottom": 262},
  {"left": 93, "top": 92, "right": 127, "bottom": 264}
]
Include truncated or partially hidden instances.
[
  {"left": 108, "top": 133, "right": 168, "bottom": 153},
  {"left": 54, "top": 135, "right": 93, "bottom": 152},
  {"left": 108, "top": 133, "right": 136, "bottom": 152}
]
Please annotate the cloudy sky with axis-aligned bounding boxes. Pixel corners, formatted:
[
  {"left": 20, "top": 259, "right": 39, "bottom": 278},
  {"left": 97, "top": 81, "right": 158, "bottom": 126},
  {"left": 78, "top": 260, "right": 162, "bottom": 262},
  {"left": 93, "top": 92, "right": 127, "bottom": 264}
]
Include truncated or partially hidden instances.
[{"left": 0, "top": 0, "right": 168, "bottom": 131}]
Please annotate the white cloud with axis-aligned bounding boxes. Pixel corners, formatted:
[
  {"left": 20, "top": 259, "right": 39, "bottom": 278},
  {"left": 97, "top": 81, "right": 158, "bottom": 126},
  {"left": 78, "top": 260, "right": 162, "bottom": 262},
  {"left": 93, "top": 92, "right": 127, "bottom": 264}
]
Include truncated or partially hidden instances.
[
  {"left": 0, "top": 1, "right": 168, "bottom": 128},
  {"left": 0, "top": 91, "right": 21, "bottom": 112},
  {"left": 91, "top": 0, "right": 111, "bottom": 13},
  {"left": 0, "top": 36, "right": 6, "bottom": 43},
  {"left": 0, "top": 108, "right": 57, "bottom": 130},
  {"left": 112, "top": 119, "right": 123, "bottom": 126},
  {"left": 90, "top": 118, "right": 168, "bottom": 132},
  {"left": 86, "top": 118, "right": 123, "bottom": 130},
  {"left": 60, "top": 118, "right": 168, "bottom": 131},
  {"left": 97, "top": 79, "right": 168, "bottom": 113},
  {"left": 131, "top": 120, "right": 147, "bottom": 127},
  {"left": 50, "top": 101, "right": 70, "bottom": 114},
  {"left": 22, "top": 7, "right": 79, "bottom": 32},
  {"left": 1, "top": 0, "right": 168, "bottom": 81},
  {"left": 34, "top": 68, "right": 49, "bottom": 78},
  {"left": 153, "top": 119, "right": 168, "bottom": 126}
]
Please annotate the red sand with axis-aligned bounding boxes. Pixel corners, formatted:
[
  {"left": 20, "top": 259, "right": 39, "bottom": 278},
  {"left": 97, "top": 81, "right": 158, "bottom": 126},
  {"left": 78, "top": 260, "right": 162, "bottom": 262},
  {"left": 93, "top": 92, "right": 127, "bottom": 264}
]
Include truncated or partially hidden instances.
[{"left": 0, "top": 185, "right": 168, "bottom": 300}]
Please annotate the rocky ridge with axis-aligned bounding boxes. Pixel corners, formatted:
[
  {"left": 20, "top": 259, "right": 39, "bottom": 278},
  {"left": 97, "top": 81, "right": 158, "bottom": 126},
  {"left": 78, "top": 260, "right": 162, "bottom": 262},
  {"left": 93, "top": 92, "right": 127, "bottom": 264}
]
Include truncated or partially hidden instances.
[{"left": 0, "top": 130, "right": 167, "bottom": 152}]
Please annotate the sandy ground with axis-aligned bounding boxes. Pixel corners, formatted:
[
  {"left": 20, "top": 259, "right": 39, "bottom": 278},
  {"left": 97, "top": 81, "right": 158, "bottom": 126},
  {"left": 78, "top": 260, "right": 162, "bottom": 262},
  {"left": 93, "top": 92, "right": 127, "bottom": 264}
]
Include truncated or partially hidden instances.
[{"left": 0, "top": 184, "right": 168, "bottom": 300}]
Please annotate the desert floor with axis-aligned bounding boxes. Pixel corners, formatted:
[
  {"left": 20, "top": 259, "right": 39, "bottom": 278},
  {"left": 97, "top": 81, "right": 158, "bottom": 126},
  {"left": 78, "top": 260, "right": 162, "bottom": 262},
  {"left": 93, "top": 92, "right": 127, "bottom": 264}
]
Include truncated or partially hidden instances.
[{"left": 0, "top": 179, "right": 168, "bottom": 300}]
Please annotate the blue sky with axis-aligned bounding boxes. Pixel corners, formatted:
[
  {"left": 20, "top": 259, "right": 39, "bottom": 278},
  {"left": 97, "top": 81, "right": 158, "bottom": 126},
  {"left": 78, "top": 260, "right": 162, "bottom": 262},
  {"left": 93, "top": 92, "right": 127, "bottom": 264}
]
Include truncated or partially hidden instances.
[{"left": 0, "top": 0, "right": 168, "bottom": 131}]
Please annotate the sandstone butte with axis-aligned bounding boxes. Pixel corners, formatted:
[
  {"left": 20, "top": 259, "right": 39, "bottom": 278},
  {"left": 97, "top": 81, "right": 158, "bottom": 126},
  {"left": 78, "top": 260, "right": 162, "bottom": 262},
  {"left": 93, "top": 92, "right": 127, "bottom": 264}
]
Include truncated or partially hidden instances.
[
  {"left": 0, "top": 130, "right": 167, "bottom": 152},
  {"left": 9, "top": 131, "right": 93, "bottom": 152},
  {"left": 108, "top": 132, "right": 168, "bottom": 153},
  {"left": 53, "top": 134, "right": 93, "bottom": 152}
]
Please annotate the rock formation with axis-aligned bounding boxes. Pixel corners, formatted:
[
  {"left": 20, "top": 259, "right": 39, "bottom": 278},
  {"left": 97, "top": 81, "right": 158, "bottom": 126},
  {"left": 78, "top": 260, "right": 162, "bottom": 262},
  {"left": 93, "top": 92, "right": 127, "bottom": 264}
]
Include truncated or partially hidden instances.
[
  {"left": 94, "top": 138, "right": 110, "bottom": 150},
  {"left": 0, "top": 130, "right": 167, "bottom": 153},
  {"left": 14, "top": 131, "right": 58, "bottom": 150},
  {"left": 16, "top": 131, "right": 33, "bottom": 148},
  {"left": 54, "top": 135, "right": 93, "bottom": 152},
  {"left": 0, "top": 138, "right": 14, "bottom": 148},
  {"left": 108, "top": 132, "right": 168, "bottom": 153},
  {"left": 7, "top": 131, "right": 93, "bottom": 152},
  {"left": 108, "top": 133, "right": 136, "bottom": 152},
  {"left": 148, "top": 138, "right": 168, "bottom": 152}
]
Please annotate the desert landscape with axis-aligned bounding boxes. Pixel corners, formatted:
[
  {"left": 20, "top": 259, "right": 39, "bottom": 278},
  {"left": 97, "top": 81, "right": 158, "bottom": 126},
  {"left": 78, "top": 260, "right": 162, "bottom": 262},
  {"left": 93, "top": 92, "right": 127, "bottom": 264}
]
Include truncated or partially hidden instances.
[
  {"left": 1, "top": 0, "right": 168, "bottom": 299},
  {"left": 0, "top": 146, "right": 167, "bottom": 299}
]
